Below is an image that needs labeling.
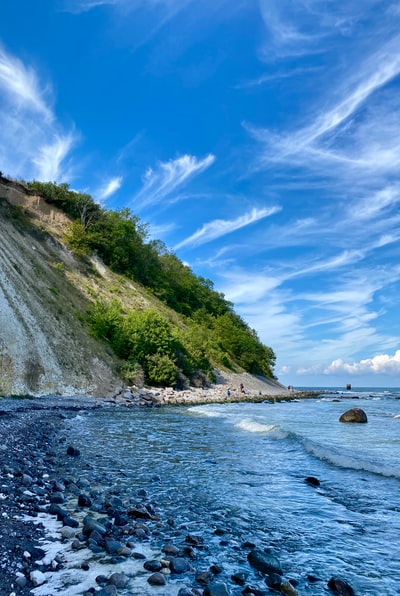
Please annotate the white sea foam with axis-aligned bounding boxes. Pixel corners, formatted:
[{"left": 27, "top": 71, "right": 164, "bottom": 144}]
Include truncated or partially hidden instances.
[
  {"left": 235, "top": 418, "right": 287, "bottom": 438},
  {"left": 302, "top": 440, "right": 400, "bottom": 479},
  {"left": 188, "top": 405, "right": 224, "bottom": 418},
  {"left": 24, "top": 512, "right": 181, "bottom": 595}
]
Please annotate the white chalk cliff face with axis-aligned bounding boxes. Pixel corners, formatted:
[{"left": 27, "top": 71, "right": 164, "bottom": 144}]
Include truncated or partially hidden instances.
[{"left": 0, "top": 179, "right": 120, "bottom": 397}]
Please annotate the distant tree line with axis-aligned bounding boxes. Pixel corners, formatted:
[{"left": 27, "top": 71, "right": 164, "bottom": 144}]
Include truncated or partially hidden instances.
[{"left": 27, "top": 180, "right": 276, "bottom": 386}]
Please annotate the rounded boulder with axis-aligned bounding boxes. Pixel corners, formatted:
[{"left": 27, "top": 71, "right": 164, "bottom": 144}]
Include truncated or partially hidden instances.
[
  {"left": 339, "top": 408, "right": 368, "bottom": 423},
  {"left": 247, "top": 548, "right": 282, "bottom": 575}
]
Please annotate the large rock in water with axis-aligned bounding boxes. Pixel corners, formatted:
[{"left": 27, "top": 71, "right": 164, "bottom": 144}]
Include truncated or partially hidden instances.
[
  {"left": 247, "top": 548, "right": 282, "bottom": 575},
  {"left": 339, "top": 408, "right": 368, "bottom": 423},
  {"left": 327, "top": 577, "right": 355, "bottom": 595}
]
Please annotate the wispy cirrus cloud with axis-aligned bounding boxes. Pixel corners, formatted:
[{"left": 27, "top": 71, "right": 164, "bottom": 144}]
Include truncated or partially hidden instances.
[
  {"left": 236, "top": 66, "right": 321, "bottom": 89},
  {"left": 0, "top": 46, "right": 76, "bottom": 181},
  {"left": 174, "top": 206, "right": 281, "bottom": 250},
  {"left": 147, "top": 221, "right": 176, "bottom": 240},
  {"left": 0, "top": 47, "right": 53, "bottom": 121},
  {"left": 258, "top": 0, "right": 360, "bottom": 60},
  {"left": 32, "top": 135, "right": 75, "bottom": 182},
  {"left": 63, "top": 0, "right": 243, "bottom": 61},
  {"left": 96, "top": 176, "right": 123, "bottom": 202},
  {"left": 215, "top": 249, "right": 400, "bottom": 376},
  {"left": 348, "top": 186, "right": 400, "bottom": 221},
  {"left": 64, "top": 0, "right": 190, "bottom": 12},
  {"left": 62, "top": 0, "right": 122, "bottom": 13},
  {"left": 132, "top": 154, "right": 215, "bottom": 209},
  {"left": 249, "top": 38, "right": 400, "bottom": 180}
]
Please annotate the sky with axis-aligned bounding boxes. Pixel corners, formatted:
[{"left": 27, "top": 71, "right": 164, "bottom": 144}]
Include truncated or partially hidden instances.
[{"left": 1, "top": 1, "right": 400, "bottom": 387}]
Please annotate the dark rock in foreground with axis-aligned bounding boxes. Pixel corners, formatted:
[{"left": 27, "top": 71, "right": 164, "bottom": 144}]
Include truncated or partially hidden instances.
[
  {"left": 328, "top": 576, "right": 355, "bottom": 594},
  {"left": 247, "top": 548, "right": 282, "bottom": 575}
]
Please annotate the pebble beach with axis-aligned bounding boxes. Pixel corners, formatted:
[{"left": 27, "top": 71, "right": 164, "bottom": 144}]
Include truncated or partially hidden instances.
[{"left": 0, "top": 380, "right": 356, "bottom": 596}]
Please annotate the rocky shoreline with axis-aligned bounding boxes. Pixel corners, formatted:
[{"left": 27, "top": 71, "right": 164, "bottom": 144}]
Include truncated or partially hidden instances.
[
  {"left": 0, "top": 394, "right": 355, "bottom": 596},
  {"left": 108, "top": 372, "right": 321, "bottom": 408}
]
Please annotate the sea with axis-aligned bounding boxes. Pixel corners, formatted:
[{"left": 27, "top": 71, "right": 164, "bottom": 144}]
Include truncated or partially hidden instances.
[{"left": 31, "top": 387, "right": 400, "bottom": 595}]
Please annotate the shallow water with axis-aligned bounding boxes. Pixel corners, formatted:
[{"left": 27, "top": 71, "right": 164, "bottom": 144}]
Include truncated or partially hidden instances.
[{"left": 48, "top": 388, "right": 400, "bottom": 595}]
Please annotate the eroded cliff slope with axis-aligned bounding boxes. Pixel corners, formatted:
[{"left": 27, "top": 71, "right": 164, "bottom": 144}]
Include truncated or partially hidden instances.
[{"left": 0, "top": 179, "right": 121, "bottom": 396}]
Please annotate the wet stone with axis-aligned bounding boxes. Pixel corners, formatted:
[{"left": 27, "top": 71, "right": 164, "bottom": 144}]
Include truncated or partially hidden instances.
[
  {"left": 265, "top": 573, "right": 282, "bottom": 589},
  {"left": 97, "top": 586, "right": 117, "bottom": 596},
  {"left": 78, "top": 494, "right": 92, "bottom": 507},
  {"left": 247, "top": 548, "right": 282, "bottom": 575},
  {"left": 305, "top": 476, "right": 320, "bottom": 487},
  {"left": 196, "top": 570, "right": 214, "bottom": 585},
  {"left": 231, "top": 572, "right": 247, "bottom": 586},
  {"left": 83, "top": 515, "right": 107, "bottom": 535},
  {"left": 327, "top": 577, "right": 355, "bottom": 595},
  {"left": 170, "top": 557, "right": 191, "bottom": 574},
  {"left": 50, "top": 491, "right": 65, "bottom": 503},
  {"left": 105, "top": 539, "right": 122, "bottom": 555},
  {"left": 162, "top": 543, "right": 180, "bottom": 555},
  {"left": 108, "top": 572, "right": 128, "bottom": 588},
  {"left": 280, "top": 580, "right": 298, "bottom": 595},
  {"left": 203, "top": 582, "right": 231, "bottom": 596},
  {"left": 96, "top": 574, "right": 109, "bottom": 585},
  {"left": 132, "top": 551, "right": 147, "bottom": 560},
  {"left": 185, "top": 534, "right": 204, "bottom": 546},
  {"left": 144, "top": 559, "right": 163, "bottom": 572},
  {"left": 147, "top": 572, "right": 167, "bottom": 586}
]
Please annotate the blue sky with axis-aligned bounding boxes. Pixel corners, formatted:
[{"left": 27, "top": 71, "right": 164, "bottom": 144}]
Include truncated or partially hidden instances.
[{"left": 1, "top": 1, "right": 400, "bottom": 387}]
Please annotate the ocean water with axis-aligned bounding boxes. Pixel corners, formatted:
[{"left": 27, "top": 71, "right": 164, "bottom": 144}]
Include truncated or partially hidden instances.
[{"left": 36, "top": 388, "right": 400, "bottom": 595}]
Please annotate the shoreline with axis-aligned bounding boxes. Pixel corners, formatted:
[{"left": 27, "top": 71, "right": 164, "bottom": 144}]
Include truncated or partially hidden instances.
[
  {"left": 108, "top": 388, "right": 322, "bottom": 408},
  {"left": 107, "top": 371, "right": 323, "bottom": 407},
  {"left": 0, "top": 393, "right": 356, "bottom": 596}
]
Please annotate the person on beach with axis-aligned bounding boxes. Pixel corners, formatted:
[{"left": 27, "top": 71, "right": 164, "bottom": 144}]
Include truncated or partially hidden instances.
[
  {"left": 240, "top": 383, "right": 245, "bottom": 394},
  {"left": 227, "top": 387, "right": 231, "bottom": 397}
]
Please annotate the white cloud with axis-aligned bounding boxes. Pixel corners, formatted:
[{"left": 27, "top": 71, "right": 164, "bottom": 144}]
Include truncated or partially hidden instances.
[
  {"left": 32, "top": 135, "right": 75, "bottom": 182},
  {"left": 0, "top": 47, "right": 53, "bottom": 121},
  {"left": 349, "top": 186, "right": 400, "bottom": 221},
  {"left": 258, "top": 0, "right": 364, "bottom": 59},
  {"left": 249, "top": 32, "right": 400, "bottom": 190},
  {"left": 0, "top": 47, "right": 76, "bottom": 181},
  {"left": 96, "top": 176, "right": 123, "bottom": 202},
  {"left": 324, "top": 351, "right": 400, "bottom": 376},
  {"left": 132, "top": 154, "right": 215, "bottom": 208},
  {"left": 63, "top": 0, "right": 121, "bottom": 13},
  {"left": 212, "top": 258, "right": 400, "bottom": 380},
  {"left": 219, "top": 269, "right": 282, "bottom": 304},
  {"left": 147, "top": 221, "right": 176, "bottom": 240},
  {"left": 286, "top": 250, "right": 366, "bottom": 280},
  {"left": 236, "top": 66, "right": 322, "bottom": 89},
  {"left": 174, "top": 206, "right": 280, "bottom": 250}
]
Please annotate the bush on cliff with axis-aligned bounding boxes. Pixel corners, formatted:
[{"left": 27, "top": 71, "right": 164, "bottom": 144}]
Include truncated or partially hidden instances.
[{"left": 27, "top": 180, "right": 277, "bottom": 384}]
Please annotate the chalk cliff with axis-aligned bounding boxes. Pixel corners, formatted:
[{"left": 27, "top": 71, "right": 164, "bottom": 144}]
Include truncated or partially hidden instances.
[{"left": 0, "top": 177, "right": 121, "bottom": 397}]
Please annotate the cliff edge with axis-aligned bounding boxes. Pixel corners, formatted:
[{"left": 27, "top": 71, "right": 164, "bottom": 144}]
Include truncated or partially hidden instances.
[{"left": 0, "top": 178, "right": 121, "bottom": 397}]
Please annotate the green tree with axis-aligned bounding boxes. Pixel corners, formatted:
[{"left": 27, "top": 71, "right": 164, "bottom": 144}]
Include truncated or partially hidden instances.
[{"left": 30, "top": 180, "right": 277, "bottom": 382}]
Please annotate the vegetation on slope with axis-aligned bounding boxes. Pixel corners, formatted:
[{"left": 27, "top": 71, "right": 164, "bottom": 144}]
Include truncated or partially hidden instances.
[{"left": 26, "top": 180, "right": 276, "bottom": 387}]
